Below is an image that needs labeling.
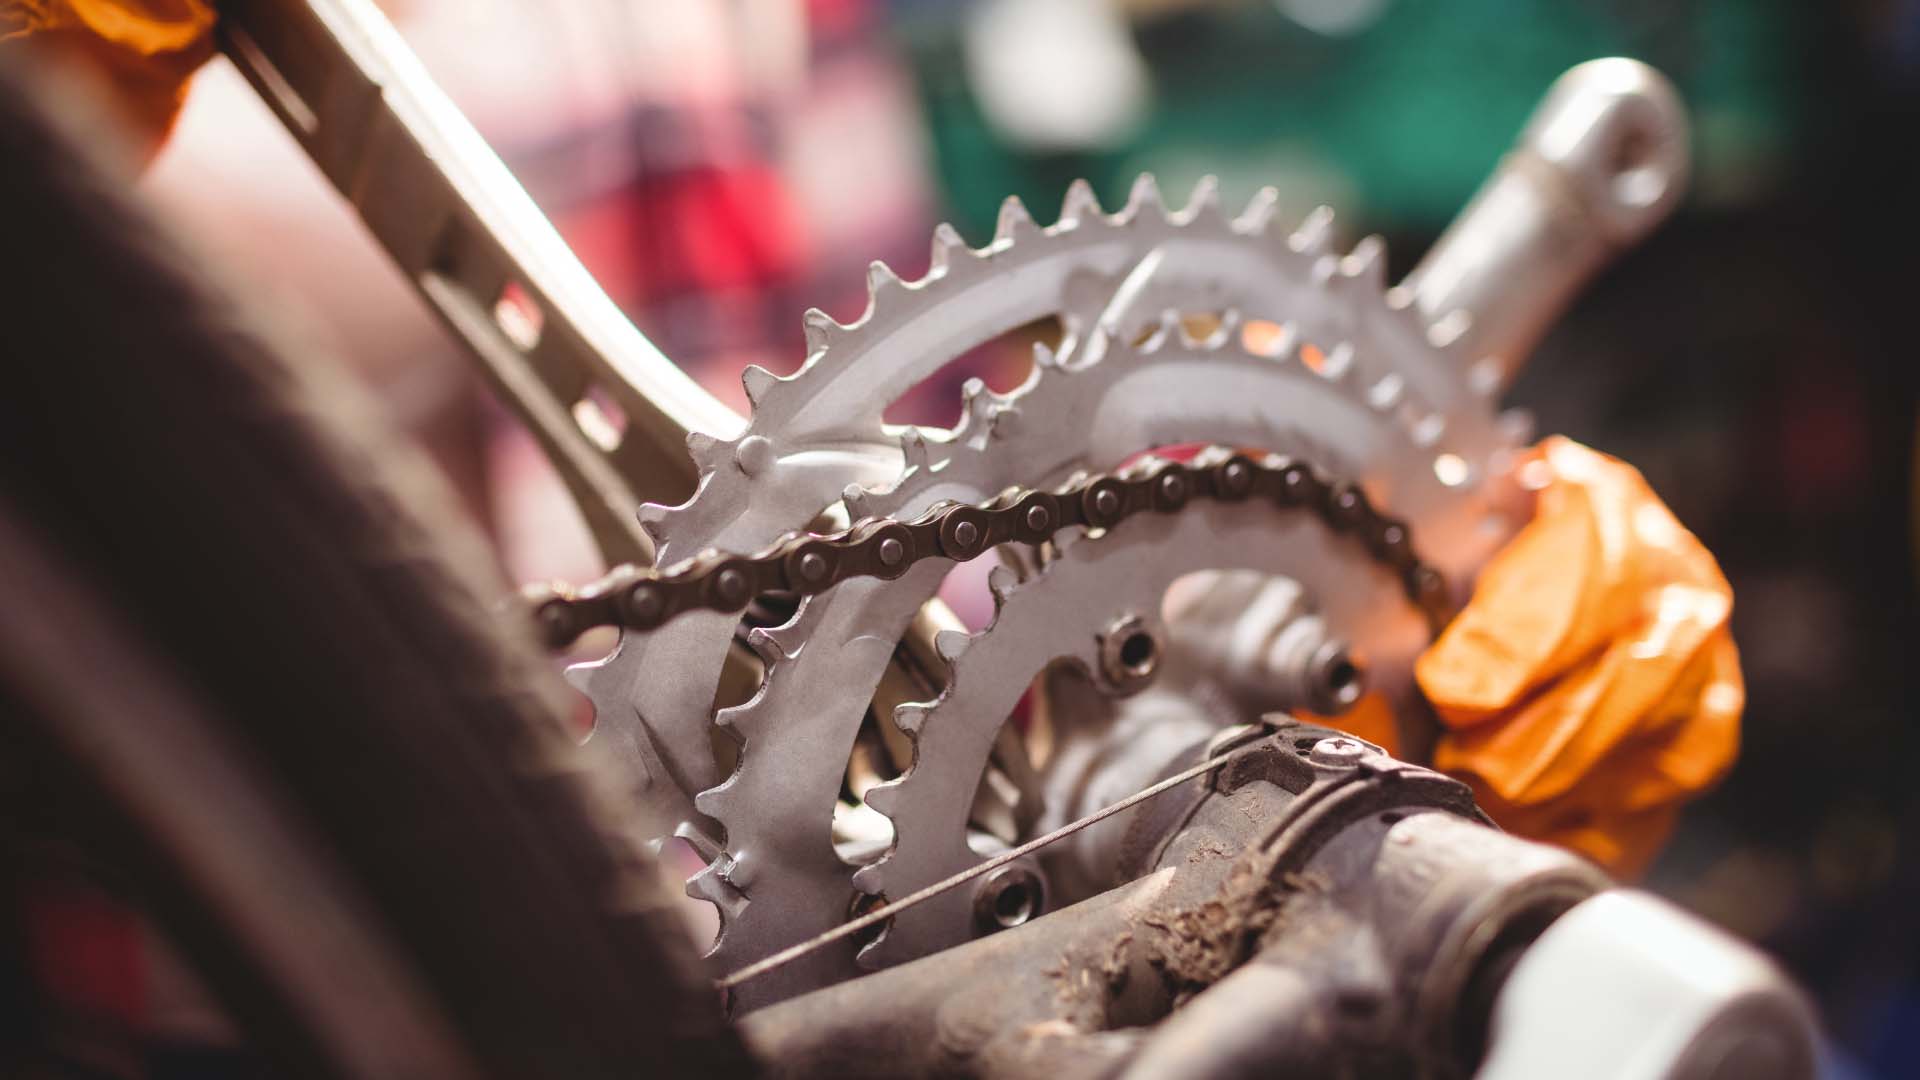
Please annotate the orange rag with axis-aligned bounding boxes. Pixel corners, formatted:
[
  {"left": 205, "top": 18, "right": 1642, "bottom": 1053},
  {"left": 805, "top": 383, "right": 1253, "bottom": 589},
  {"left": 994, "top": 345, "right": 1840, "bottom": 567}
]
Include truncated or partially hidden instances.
[
  {"left": 1416, "top": 436, "right": 1742, "bottom": 875},
  {"left": 1, "top": 0, "right": 217, "bottom": 154}
]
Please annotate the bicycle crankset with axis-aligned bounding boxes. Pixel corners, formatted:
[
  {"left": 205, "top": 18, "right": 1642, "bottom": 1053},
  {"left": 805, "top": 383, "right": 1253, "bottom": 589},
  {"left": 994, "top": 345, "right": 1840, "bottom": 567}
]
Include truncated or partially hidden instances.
[{"left": 209, "top": 3, "right": 1818, "bottom": 1075}]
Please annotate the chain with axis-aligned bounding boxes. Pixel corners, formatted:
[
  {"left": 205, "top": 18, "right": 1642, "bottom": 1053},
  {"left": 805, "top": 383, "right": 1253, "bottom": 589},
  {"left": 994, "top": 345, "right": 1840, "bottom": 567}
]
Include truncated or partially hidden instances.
[{"left": 528, "top": 446, "right": 1453, "bottom": 648}]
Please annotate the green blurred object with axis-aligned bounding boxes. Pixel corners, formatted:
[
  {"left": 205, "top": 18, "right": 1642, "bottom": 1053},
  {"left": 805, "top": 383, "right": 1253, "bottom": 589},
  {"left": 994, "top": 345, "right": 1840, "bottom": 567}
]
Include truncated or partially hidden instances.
[{"left": 900, "top": 0, "right": 1807, "bottom": 239}]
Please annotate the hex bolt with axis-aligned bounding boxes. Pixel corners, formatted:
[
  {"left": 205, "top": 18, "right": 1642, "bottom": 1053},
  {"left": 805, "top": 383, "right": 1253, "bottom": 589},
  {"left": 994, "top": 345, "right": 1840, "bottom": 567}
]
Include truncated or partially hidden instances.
[
  {"left": 1097, "top": 613, "right": 1162, "bottom": 693},
  {"left": 1308, "top": 643, "right": 1366, "bottom": 715},
  {"left": 1024, "top": 504, "right": 1051, "bottom": 531},
  {"left": 973, "top": 865, "right": 1045, "bottom": 933},
  {"left": 1309, "top": 736, "right": 1367, "bottom": 767},
  {"left": 877, "top": 537, "right": 906, "bottom": 567}
]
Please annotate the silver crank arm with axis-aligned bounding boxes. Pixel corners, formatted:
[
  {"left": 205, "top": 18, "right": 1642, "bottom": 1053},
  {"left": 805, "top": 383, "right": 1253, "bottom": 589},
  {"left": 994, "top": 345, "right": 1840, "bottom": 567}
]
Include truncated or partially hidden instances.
[
  {"left": 216, "top": 0, "right": 745, "bottom": 566},
  {"left": 1406, "top": 57, "right": 1690, "bottom": 390}
]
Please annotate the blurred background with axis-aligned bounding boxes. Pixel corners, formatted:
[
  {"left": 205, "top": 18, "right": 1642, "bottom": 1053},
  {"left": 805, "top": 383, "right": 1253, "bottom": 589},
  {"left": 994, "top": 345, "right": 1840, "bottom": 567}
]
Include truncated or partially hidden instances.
[{"left": 40, "top": 0, "right": 1920, "bottom": 1074}]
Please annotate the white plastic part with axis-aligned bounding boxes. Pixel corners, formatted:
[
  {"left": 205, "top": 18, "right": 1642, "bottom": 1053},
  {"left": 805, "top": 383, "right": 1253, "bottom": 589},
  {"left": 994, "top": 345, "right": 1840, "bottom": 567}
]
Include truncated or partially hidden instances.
[{"left": 1478, "top": 890, "right": 1818, "bottom": 1080}]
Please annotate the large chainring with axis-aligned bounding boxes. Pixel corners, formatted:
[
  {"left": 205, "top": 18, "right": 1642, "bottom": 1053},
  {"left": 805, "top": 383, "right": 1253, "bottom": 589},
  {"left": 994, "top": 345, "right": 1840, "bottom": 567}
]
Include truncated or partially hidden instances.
[
  {"left": 188, "top": 0, "right": 1691, "bottom": 1028},
  {"left": 563, "top": 178, "right": 1524, "bottom": 1008}
]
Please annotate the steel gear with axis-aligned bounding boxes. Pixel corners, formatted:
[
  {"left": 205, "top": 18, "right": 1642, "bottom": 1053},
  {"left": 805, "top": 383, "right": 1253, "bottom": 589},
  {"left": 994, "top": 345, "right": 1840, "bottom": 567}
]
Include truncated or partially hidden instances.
[
  {"left": 535, "top": 435, "right": 1458, "bottom": 1006},
  {"left": 853, "top": 480, "right": 1439, "bottom": 970},
  {"left": 163, "top": 12, "right": 1737, "bottom": 1061},
  {"left": 558, "top": 65, "right": 1686, "bottom": 1010},
  {"left": 567, "top": 175, "right": 1517, "bottom": 866},
  {"left": 681, "top": 313, "right": 1518, "bottom": 1007}
]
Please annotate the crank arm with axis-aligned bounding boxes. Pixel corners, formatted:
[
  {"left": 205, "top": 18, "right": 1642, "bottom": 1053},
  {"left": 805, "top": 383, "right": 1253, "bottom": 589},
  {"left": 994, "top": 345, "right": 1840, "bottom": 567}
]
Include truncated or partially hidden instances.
[
  {"left": 1405, "top": 58, "right": 1690, "bottom": 390},
  {"left": 216, "top": 0, "right": 742, "bottom": 566}
]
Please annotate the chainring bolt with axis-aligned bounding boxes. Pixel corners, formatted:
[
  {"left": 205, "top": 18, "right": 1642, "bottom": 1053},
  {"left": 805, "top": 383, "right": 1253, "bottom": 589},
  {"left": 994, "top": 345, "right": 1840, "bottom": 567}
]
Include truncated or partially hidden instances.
[
  {"left": 1097, "top": 613, "right": 1162, "bottom": 693},
  {"left": 1308, "top": 644, "right": 1366, "bottom": 715},
  {"left": 973, "top": 865, "right": 1046, "bottom": 934}
]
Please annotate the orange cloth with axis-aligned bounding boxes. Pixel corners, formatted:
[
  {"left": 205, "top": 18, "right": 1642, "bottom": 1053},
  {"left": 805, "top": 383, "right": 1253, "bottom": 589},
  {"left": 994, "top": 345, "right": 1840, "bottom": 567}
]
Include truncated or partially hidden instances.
[
  {"left": 1417, "top": 436, "right": 1742, "bottom": 876},
  {"left": 1, "top": 0, "right": 216, "bottom": 153}
]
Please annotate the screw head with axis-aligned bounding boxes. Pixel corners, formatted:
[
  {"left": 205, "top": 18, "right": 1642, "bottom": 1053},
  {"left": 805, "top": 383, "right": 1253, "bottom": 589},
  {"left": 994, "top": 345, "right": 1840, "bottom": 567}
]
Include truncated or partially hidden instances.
[
  {"left": 1308, "top": 645, "right": 1366, "bottom": 715},
  {"left": 1309, "top": 737, "right": 1366, "bottom": 767},
  {"left": 1097, "top": 613, "right": 1161, "bottom": 693},
  {"left": 973, "top": 865, "right": 1045, "bottom": 933},
  {"left": 877, "top": 537, "right": 906, "bottom": 567}
]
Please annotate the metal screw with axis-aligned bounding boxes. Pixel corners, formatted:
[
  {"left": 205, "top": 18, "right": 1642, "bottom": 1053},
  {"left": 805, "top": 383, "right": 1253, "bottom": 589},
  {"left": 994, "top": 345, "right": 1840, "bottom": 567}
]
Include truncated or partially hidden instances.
[
  {"left": 796, "top": 551, "right": 829, "bottom": 583},
  {"left": 1308, "top": 644, "right": 1366, "bottom": 715},
  {"left": 877, "top": 537, "right": 906, "bottom": 567},
  {"left": 1024, "top": 504, "right": 1050, "bottom": 531},
  {"left": 1097, "top": 613, "right": 1161, "bottom": 693},
  {"left": 952, "top": 519, "right": 980, "bottom": 550},
  {"left": 1309, "top": 737, "right": 1366, "bottom": 767},
  {"left": 973, "top": 865, "right": 1045, "bottom": 933}
]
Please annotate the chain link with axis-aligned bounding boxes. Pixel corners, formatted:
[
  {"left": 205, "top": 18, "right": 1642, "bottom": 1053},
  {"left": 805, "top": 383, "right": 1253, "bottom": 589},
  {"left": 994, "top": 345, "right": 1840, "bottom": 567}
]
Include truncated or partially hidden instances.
[{"left": 528, "top": 446, "right": 1453, "bottom": 648}]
